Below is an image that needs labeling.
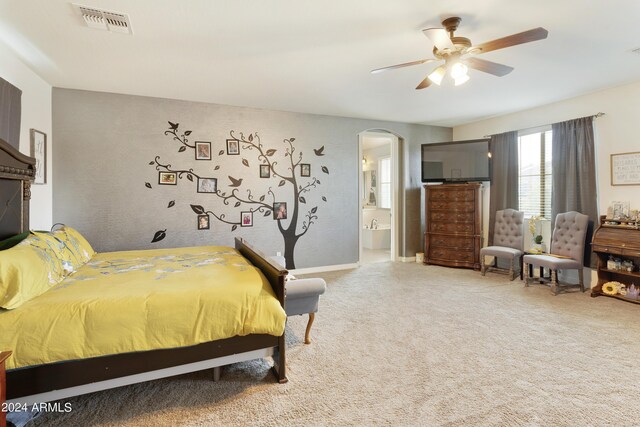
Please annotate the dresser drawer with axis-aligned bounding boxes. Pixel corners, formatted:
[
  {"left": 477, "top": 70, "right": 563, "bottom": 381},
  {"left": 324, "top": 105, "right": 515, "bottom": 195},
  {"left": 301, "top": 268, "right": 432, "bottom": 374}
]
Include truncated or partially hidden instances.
[
  {"left": 428, "top": 200, "right": 475, "bottom": 212},
  {"left": 429, "top": 235, "right": 475, "bottom": 249},
  {"left": 622, "top": 248, "right": 640, "bottom": 258},
  {"left": 430, "top": 222, "right": 474, "bottom": 234},
  {"left": 429, "top": 247, "right": 475, "bottom": 263},
  {"left": 592, "top": 244, "right": 623, "bottom": 255},
  {"left": 430, "top": 211, "right": 474, "bottom": 223},
  {"left": 429, "top": 189, "right": 475, "bottom": 202}
]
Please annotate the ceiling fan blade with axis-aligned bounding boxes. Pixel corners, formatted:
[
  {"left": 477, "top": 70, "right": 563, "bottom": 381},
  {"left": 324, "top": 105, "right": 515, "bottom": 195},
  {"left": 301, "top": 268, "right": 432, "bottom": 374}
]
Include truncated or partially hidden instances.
[
  {"left": 371, "top": 58, "right": 436, "bottom": 74},
  {"left": 465, "top": 57, "right": 514, "bottom": 77},
  {"left": 422, "top": 28, "right": 454, "bottom": 51},
  {"left": 473, "top": 27, "right": 548, "bottom": 54},
  {"left": 415, "top": 76, "right": 432, "bottom": 90}
]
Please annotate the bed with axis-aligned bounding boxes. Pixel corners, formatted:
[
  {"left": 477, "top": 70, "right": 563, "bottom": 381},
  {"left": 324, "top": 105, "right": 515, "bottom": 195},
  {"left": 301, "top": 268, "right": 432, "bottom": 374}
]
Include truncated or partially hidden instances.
[{"left": 0, "top": 137, "right": 288, "bottom": 404}]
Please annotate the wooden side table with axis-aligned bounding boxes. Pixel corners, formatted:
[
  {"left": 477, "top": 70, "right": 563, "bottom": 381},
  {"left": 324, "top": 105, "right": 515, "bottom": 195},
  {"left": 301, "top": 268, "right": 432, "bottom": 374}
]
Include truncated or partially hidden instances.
[
  {"left": 0, "top": 351, "right": 11, "bottom": 427},
  {"left": 520, "top": 251, "right": 546, "bottom": 281}
]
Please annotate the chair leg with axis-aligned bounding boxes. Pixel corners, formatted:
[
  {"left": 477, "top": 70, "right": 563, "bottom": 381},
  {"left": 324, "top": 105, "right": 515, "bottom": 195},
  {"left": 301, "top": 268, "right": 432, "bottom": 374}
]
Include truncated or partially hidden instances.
[
  {"left": 305, "top": 312, "right": 315, "bottom": 344},
  {"left": 524, "top": 264, "right": 530, "bottom": 287},
  {"left": 481, "top": 255, "right": 486, "bottom": 276},
  {"left": 579, "top": 268, "right": 585, "bottom": 292},
  {"left": 509, "top": 258, "right": 515, "bottom": 281},
  {"left": 551, "top": 270, "right": 558, "bottom": 295}
]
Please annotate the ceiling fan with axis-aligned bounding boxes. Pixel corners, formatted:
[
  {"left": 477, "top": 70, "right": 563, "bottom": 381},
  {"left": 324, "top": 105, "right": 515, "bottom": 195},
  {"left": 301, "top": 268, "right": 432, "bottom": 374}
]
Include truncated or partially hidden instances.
[{"left": 371, "top": 17, "right": 548, "bottom": 89}]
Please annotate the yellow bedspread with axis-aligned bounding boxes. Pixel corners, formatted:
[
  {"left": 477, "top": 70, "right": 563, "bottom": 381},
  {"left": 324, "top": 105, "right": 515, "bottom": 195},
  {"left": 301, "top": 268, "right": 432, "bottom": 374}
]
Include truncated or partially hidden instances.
[{"left": 0, "top": 246, "right": 286, "bottom": 370}]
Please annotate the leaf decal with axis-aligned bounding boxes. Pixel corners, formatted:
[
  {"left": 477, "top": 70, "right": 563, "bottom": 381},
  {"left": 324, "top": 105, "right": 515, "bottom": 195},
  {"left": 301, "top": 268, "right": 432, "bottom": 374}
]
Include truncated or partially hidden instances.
[
  {"left": 265, "top": 149, "right": 277, "bottom": 157},
  {"left": 219, "top": 150, "right": 224, "bottom": 156},
  {"left": 299, "top": 196, "right": 306, "bottom": 204},
  {"left": 278, "top": 180, "right": 286, "bottom": 187},
  {"left": 242, "top": 158, "right": 249, "bottom": 167},
  {"left": 259, "top": 195, "right": 265, "bottom": 202},
  {"left": 321, "top": 166, "right": 329, "bottom": 174},
  {"left": 151, "top": 229, "right": 167, "bottom": 243},
  {"left": 168, "top": 200, "right": 175, "bottom": 208},
  {"left": 145, "top": 182, "right": 152, "bottom": 189},
  {"left": 317, "top": 179, "right": 321, "bottom": 184},
  {"left": 232, "top": 225, "right": 238, "bottom": 231},
  {"left": 290, "top": 137, "right": 296, "bottom": 142},
  {"left": 264, "top": 210, "right": 271, "bottom": 217},
  {"left": 214, "top": 165, "right": 220, "bottom": 170},
  {"left": 184, "top": 130, "right": 192, "bottom": 136},
  {"left": 187, "top": 174, "right": 194, "bottom": 182},
  {"left": 234, "top": 201, "right": 241, "bottom": 208},
  {"left": 322, "top": 196, "right": 327, "bottom": 202},
  {"left": 179, "top": 146, "right": 186, "bottom": 152},
  {"left": 248, "top": 134, "right": 254, "bottom": 142},
  {"left": 191, "top": 204, "right": 205, "bottom": 214},
  {"left": 311, "top": 206, "right": 318, "bottom": 214},
  {"left": 148, "top": 161, "right": 154, "bottom": 165}
]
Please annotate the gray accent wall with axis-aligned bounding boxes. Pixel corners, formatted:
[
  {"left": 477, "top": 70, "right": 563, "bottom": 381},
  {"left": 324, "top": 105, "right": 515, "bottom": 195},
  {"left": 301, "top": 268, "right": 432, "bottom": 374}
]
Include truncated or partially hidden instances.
[{"left": 53, "top": 89, "right": 451, "bottom": 268}]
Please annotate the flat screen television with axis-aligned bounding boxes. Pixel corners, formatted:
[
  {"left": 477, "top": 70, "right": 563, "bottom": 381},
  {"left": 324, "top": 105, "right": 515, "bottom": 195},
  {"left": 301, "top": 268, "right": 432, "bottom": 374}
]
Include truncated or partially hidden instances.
[{"left": 421, "top": 139, "right": 491, "bottom": 183}]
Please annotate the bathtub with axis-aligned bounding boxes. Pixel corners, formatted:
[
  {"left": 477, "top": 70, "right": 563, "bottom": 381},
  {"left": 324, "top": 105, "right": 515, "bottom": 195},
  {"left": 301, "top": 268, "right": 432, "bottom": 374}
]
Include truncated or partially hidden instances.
[{"left": 362, "top": 225, "right": 391, "bottom": 250}]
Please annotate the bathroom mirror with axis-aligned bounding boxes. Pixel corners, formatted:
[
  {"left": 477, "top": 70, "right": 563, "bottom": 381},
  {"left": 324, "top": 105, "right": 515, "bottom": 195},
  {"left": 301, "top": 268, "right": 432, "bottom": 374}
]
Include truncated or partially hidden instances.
[{"left": 363, "top": 170, "right": 377, "bottom": 208}]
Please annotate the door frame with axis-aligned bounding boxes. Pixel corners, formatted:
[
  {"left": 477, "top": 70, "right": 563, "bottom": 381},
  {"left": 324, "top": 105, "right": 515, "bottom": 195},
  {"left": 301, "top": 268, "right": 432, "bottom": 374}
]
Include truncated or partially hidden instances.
[{"left": 358, "top": 129, "right": 403, "bottom": 264}]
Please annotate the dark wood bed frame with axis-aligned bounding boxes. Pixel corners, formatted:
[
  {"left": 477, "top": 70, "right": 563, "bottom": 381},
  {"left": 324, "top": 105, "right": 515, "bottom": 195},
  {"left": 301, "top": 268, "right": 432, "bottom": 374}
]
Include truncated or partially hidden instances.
[{"left": 0, "top": 138, "right": 288, "bottom": 401}]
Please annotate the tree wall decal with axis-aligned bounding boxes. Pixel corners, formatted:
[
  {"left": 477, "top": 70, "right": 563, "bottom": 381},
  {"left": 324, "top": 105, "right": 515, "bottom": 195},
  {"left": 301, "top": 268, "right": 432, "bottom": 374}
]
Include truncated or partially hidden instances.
[{"left": 148, "top": 122, "right": 328, "bottom": 269}]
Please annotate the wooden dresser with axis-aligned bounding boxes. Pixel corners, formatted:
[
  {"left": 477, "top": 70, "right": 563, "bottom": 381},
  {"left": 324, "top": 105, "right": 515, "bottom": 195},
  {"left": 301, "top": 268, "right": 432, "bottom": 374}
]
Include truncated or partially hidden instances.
[
  {"left": 591, "top": 215, "right": 640, "bottom": 304},
  {"left": 424, "top": 183, "right": 482, "bottom": 270}
]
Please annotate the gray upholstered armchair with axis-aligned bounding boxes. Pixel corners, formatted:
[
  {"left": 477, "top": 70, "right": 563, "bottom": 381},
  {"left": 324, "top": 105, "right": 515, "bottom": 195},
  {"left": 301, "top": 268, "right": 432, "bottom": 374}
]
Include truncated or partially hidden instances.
[
  {"left": 480, "top": 209, "right": 524, "bottom": 280},
  {"left": 523, "top": 211, "right": 588, "bottom": 295}
]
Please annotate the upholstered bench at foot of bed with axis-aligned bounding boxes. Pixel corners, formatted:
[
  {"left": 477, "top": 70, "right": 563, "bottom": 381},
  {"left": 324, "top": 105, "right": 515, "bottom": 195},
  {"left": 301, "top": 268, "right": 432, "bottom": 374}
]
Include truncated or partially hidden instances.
[{"left": 271, "top": 256, "right": 327, "bottom": 344}]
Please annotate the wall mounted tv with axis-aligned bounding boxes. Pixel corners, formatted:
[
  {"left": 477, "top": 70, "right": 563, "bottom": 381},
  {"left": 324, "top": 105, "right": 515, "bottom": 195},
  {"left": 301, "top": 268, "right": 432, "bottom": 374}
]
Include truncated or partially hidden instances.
[{"left": 421, "top": 139, "right": 491, "bottom": 183}]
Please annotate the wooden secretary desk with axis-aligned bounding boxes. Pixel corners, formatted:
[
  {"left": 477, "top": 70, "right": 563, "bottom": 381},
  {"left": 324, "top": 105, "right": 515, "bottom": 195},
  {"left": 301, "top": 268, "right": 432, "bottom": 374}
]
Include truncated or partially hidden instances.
[{"left": 424, "top": 183, "right": 483, "bottom": 270}]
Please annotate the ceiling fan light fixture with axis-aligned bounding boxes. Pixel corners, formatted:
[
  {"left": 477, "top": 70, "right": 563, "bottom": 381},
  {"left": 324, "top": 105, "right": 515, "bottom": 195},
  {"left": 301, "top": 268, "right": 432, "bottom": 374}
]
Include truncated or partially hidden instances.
[
  {"left": 454, "top": 74, "right": 470, "bottom": 86},
  {"left": 450, "top": 62, "right": 468, "bottom": 80},
  {"left": 428, "top": 65, "right": 446, "bottom": 85}
]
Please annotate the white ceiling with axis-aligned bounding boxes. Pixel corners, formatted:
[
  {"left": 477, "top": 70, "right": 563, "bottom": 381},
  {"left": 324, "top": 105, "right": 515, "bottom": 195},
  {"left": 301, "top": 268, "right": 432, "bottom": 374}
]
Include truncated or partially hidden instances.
[{"left": 2, "top": 0, "right": 640, "bottom": 127}]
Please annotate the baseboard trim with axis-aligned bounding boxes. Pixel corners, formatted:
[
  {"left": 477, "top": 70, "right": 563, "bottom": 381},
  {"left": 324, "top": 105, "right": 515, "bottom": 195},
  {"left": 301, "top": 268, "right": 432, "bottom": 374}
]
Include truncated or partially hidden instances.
[
  {"left": 291, "top": 263, "right": 359, "bottom": 275},
  {"left": 398, "top": 256, "right": 417, "bottom": 263}
]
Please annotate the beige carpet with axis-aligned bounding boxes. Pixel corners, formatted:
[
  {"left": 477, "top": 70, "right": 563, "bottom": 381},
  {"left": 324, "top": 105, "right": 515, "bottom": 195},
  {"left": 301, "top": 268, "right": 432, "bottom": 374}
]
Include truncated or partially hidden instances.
[{"left": 31, "top": 262, "right": 640, "bottom": 426}]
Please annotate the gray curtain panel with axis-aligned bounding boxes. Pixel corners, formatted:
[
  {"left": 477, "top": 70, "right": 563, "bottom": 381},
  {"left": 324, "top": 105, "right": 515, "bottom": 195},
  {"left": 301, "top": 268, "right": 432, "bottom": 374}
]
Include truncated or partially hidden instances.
[
  {"left": 551, "top": 116, "right": 598, "bottom": 267},
  {"left": 488, "top": 131, "right": 519, "bottom": 245},
  {"left": 0, "top": 77, "right": 22, "bottom": 150}
]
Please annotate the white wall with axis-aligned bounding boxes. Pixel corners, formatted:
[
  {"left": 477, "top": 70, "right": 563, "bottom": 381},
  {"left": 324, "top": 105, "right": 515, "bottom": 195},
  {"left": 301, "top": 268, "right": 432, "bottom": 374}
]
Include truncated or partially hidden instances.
[
  {"left": 454, "top": 79, "right": 640, "bottom": 286},
  {"left": 0, "top": 40, "right": 52, "bottom": 230}
]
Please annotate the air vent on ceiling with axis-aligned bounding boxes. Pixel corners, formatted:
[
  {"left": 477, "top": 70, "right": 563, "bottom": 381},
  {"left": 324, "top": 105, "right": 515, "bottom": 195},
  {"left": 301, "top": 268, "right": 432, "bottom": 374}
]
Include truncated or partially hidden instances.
[{"left": 73, "top": 4, "right": 133, "bottom": 35}]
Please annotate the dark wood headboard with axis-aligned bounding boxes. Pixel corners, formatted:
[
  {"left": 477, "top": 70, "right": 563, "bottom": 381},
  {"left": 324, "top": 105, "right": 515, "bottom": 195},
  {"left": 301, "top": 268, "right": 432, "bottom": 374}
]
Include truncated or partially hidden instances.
[{"left": 0, "top": 138, "right": 35, "bottom": 239}]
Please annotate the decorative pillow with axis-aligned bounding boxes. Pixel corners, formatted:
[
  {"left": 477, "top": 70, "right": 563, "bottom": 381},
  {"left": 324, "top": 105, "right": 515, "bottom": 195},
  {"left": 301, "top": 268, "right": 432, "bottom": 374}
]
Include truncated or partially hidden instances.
[
  {"left": 0, "top": 231, "right": 29, "bottom": 250},
  {"left": 0, "top": 236, "right": 65, "bottom": 309},
  {"left": 32, "top": 231, "right": 83, "bottom": 276},
  {"left": 53, "top": 226, "right": 95, "bottom": 263}
]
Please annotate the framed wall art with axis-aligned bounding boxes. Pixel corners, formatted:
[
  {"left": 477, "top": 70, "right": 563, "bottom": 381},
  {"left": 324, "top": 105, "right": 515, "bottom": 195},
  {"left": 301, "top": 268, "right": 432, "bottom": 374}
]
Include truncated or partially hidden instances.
[
  {"left": 30, "top": 129, "right": 47, "bottom": 184},
  {"left": 195, "top": 141, "right": 212, "bottom": 160},
  {"left": 611, "top": 151, "right": 640, "bottom": 186},
  {"left": 158, "top": 172, "right": 177, "bottom": 185}
]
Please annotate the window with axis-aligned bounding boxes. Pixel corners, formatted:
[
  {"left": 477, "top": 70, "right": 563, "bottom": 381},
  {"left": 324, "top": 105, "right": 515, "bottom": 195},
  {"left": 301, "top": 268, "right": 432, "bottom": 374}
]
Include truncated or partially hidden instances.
[
  {"left": 518, "top": 129, "right": 552, "bottom": 219},
  {"left": 379, "top": 157, "right": 391, "bottom": 209}
]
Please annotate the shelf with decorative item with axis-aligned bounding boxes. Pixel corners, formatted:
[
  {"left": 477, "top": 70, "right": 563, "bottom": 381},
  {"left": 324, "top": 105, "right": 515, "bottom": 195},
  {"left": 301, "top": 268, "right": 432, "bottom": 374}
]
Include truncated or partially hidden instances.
[{"left": 591, "top": 215, "right": 640, "bottom": 305}]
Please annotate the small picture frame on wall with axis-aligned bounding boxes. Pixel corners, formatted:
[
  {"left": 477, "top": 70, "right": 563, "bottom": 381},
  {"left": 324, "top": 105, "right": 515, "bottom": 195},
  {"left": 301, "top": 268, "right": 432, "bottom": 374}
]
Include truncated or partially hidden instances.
[
  {"left": 260, "top": 164, "right": 270, "bottom": 178},
  {"left": 195, "top": 141, "right": 212, "bottom": 160},
  {"left": 30, "top": 129, "right": 47, "bottom": 185},
  {"left": 197, "top": 214, "right": 210, "bottom": 230},
  {"left": 273, "top": 202, "right": 287, "bottom": 220},
  {"left": 226, "top": 139, "right": 240, "bottom": 155},
  {"left": 197, "top": 177, "right": 217, "bottom": 193},
  {"left": 300, "top": 163, "right": 311, "bottom": 177},
  {"left": 241, "top": 211, "right": 253, "bottom": 227},
  {"left": 158, "top": 171, "right": 177, "bottom": 185}
]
